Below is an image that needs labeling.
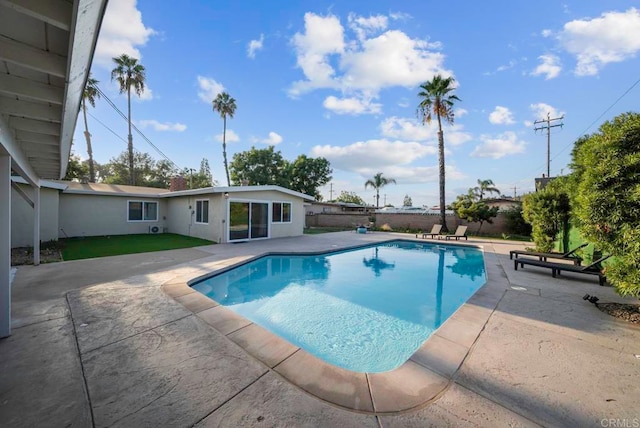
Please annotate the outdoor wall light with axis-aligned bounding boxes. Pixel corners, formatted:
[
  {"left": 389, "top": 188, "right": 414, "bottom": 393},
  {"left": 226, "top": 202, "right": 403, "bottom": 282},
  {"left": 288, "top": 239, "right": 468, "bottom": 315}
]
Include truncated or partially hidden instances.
[{"left": 224, "top": 192, "right": 229, "bottom": 199}]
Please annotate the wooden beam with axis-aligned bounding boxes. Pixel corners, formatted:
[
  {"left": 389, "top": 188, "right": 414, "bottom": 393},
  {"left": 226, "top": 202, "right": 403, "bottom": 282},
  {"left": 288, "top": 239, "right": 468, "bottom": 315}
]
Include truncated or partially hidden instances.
[
  {"left": 0, "top": 36, "right": 67, "bottom": 78},
  {"left": 11, "top": 180, "right": 34, "bottom": 208},
  {"left": 0, "top": 0, "right": 72, "bottom": 31},
  {"left": 0, "top": 112, "right": 39, "bottom": 185},
  {"left": 0, "top": 74, "right": 64, "bottom": 105},
  {"left": 8, "top": 117, "right": 60, "bottom": 135},
  {"left": 16, "top": 130, "right": 59, "bottom": 146},
  {"left": 0, "top": 97, "right": 62, "bottom": 122}
]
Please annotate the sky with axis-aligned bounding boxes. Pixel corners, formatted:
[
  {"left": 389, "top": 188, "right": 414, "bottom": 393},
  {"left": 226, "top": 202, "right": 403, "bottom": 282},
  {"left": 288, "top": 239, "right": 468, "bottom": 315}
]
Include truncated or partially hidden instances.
[{"left": 74, "top": 0, "right": 640, "bottom": 207}]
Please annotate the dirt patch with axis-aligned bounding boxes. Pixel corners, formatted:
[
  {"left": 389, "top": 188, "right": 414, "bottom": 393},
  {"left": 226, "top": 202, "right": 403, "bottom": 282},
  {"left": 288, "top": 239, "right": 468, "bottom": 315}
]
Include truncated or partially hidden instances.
[
  {"left": 11, "top": 247, "right": 62, "bottom": 266},
  {"left": 597, "top": 303, "right": 640, "bottom": 325}
]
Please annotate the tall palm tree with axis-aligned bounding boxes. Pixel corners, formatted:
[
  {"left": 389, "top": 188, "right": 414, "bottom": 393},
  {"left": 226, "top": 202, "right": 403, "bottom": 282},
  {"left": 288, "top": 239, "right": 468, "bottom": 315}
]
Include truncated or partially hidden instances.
[
  {"left": 111, "top": 54, "right": 146, "bottom": 185},
  {"left": 81, "top": 74, "right": 100, "bottom": 182},
  {"left": 474, "top": 179, "right": 500, "bottom": 200},
  {"left": 212, "top": 92, "right": 237, "bottom": 186},
  {"left": 365, "top": 172, "right": 396, "bottom": 208},
  {"left": 417, "top": 74, "right": 460, "bottom": 233}
]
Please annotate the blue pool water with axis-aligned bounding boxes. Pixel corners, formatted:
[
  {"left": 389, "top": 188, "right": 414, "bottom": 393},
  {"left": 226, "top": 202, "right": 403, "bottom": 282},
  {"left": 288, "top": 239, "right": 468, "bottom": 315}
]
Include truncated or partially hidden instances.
[{"left": 192, "top": 240, "right": 486, "bottom": 373}]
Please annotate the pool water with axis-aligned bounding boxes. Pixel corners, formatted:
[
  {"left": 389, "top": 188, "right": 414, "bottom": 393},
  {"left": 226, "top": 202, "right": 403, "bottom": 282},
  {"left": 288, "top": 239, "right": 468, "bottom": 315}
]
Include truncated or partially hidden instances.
[{"left": 192, "top": 240, "right": 486, "bottom": 373}]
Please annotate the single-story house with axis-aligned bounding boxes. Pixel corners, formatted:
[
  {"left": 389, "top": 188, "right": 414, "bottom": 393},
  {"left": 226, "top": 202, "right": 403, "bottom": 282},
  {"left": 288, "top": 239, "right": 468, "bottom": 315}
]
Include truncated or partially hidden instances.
[
  {"left": 305, "top": 201, "right": 373, "bottom": 215},
  {"left": 11, "top": 178, "right": 315, "bottom": 247}
]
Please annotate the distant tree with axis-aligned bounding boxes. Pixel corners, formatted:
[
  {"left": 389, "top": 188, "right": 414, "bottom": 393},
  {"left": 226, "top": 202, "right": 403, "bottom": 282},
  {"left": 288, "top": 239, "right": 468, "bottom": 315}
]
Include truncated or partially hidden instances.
[
  {"left": 148, "top": 159, "right": 178, "bottom": 188},
  {"left": 450, "top": 191, "right": 499, "bottom": 234},
  {"left": 474, "top": 179, "right": 500, "bottom": 200},
  {"left": 403, "top": 194, "right": 413, "bottom": 207},
  {"left": 64, "top": 153, "right": 89, "bottom": 181},
  {"left": 335, "top": 191, "right": 366, "bottom": 205},
  {"left": 111, "top": 54, "right": 146, "bottom": 185},
  {"left": 570, "top": 112, "right": 640, "bottom": 297},
  {"left": 81, "top": 74, "right": 100, "bottom": 182},
  {"left": 504, "top": 205, "right": 532, "bottom": 236},
  {"left": 103, "top": 151, "right": 159, "bottom": 187},
  {"left": 287, "top": 154, "right": 332, "bottom": 199},
  {"left": 212, "top": 92, "right": 237, "bottom": 186},
  {"left": 230, "top": 146, "right": 287, "bottom": 186},
  {"left": 180, "top": 158, "right": 218, "bottom": 189},
  {"left": 417, "top": 74, "right": 460, "bottom": 233},
  {"left": 365, "top": 172, "right": 396, "bottom": 208},
  {"left": 230, "top": 147, "right": 331, "bottom": 198}
]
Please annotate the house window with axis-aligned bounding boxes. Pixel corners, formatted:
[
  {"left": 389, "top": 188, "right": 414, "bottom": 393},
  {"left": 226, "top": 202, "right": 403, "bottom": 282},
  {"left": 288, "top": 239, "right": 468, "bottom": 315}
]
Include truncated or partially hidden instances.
[
  {"left": 272, "top": 202, "right": 292, "bottom": 223},
  {"left": 196, "top": 199, "right": 209, "bottom": 224},
  {"left": 128, "top": 201, "right": 158, "bottom": 221}
]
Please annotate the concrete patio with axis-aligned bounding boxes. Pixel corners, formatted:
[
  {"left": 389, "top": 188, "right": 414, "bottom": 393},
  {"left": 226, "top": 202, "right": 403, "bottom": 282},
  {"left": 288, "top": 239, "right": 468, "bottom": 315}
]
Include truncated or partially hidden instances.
[{"left": 1, "top": 232, "right": 639, "bottom": 427}]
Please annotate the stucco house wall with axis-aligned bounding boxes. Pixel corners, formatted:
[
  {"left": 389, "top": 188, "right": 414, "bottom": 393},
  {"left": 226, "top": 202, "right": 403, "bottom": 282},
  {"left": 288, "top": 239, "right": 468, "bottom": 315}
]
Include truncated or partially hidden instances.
[
  {"left": 165, "top": 194, "right": 225, "bottom": 243},
  {"left": 11, "top": 185, "right": 60, "bottom": 248},
  {"left": 58, "top": 194, "right": 167, "bottom": 238}
]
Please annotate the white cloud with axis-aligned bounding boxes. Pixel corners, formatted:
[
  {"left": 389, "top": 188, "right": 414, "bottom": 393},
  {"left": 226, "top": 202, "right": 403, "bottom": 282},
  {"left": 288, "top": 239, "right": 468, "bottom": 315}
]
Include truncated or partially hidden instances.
[
  {"left": 357, "top": 164, "right": 465, "bottom": 184},
  {"left": 197, "top": 76, "right": 225, "bottom": 103},
  {"left": 215, "top": 129, "right": 239, "bottom": 143},
  {"left": 557, "top": 8, "right": 640, "bottom": 76},
  {"left": 531, "top": 54, "right": 562, "bottom": 79},
  {"left": 94, "top": 0, "right": 156, "bottom": 68},
  {"left": 311, "top": 139, "right": 435, "bottom": 172},
  {"left": 380, "top": 116, "right": 472, "bottom": 146},
  {"left": 541, "top": 29, "right": 553, "bottom": 38},
  {"left": 261, "top": 132, "right": 283, "bottom": 145},
  {"left": 529, "top": 103, "right": 565, "bottom": 120},
  {"left": 389, "top": 11, "right": 412, "bottom": 21},
  {"left": 138, "top": 119, "right": 186, "bottom": 132},
  {"left": 289, "top": 12, "right": 451, "bottom": 108},
  {"left": 471, "top": 132, "right": 527, "bottom": 159},
  {"left": 247, "top": 34, "right": 264, "bottom": 59},
  {"left": 323, "top": 95, "right": 382, "bottom": 115},
  {"left": 290, "top": 13, "right": 345, "bottom": 96},
  {"left": 455, "top": 108, "right": 468, "bottom": 117},
  {"left": 348, "top": 13, "right": 388, "bottom": 41},
  {"left": 489, "top": 106, "right": 515, "bottom": 125}
]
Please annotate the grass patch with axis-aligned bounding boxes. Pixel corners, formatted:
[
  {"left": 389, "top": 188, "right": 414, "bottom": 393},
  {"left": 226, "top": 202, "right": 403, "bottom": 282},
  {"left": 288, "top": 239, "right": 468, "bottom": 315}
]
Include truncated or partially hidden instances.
[{"left": 61, "top": 233, "right": 214, "bottom": 261}]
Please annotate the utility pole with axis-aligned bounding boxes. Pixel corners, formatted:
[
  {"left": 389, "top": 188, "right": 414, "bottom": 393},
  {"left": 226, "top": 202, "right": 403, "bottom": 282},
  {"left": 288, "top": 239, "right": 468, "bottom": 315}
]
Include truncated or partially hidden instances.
[
  {"left": 513, "top": 186, "right": 517, "bottom": 198},
  {"left": 534, "top": 113, "right": 564, "bottom": 177},
  {"left": 329, "top": 182, "right": 334, "bottom": 201},
  {"left": 383, "top": 194, "right": 387, "bottom": 206}
]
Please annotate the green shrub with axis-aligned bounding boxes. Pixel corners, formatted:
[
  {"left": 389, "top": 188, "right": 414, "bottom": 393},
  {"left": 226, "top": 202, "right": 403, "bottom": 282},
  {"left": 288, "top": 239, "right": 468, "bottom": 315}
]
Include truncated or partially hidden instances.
[
  {"left": 504, "top": 204, "right": 532, "bottom": 236},
  {"left": 522, "top": 181, "right": 570, "bottom": 253}
]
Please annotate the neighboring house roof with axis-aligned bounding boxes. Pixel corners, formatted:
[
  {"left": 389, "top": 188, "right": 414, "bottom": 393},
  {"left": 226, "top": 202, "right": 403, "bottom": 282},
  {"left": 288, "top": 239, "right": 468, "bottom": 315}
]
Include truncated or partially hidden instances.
[{"left": 53, "top": 181, "right": 315, "bottom": 201}]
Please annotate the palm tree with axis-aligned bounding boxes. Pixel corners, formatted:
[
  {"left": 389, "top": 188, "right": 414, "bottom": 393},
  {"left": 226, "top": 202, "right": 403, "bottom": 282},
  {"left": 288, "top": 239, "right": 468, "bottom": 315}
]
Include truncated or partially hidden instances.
[
  {"left": 474, "top": 179, "right": 500, "bottom": 200},
  {"left": 365, "top": 172, "right": 396, "bottom": 208},
  {"left": 111, "top": 54, "right": 146, "bottom": 185},
  {"left": 81, "top": 74, "right": 100, "bottom": 182},
  {"left": 417, "top": 74, "right": 460, "bottom": 233},
  {"left": 212, "top": 92, "right": 237, "bottom": 186}
]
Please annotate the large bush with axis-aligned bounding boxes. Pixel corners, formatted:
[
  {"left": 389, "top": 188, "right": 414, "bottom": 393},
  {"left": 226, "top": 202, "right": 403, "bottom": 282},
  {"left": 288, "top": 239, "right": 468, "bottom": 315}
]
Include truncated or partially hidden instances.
[
  {"left": 571, "top": 112, "right": 640, "bottom": 297},
  {"left": 522, "top": 180, "right": 570, "bottom": 252},
  {"left": 504, "top": 204, "right": 532, "bottom": 236}
]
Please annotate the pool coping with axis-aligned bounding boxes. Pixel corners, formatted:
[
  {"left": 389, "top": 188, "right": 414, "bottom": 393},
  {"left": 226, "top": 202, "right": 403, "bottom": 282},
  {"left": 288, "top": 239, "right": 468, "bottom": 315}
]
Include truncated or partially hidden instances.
[{"left": 160, "top": 237, "right": 509, "bottom": 414}]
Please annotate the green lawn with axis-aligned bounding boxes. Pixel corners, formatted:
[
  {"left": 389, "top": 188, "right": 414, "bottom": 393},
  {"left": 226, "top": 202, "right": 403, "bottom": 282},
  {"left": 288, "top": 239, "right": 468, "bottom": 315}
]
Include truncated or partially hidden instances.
[{"left": 61, "top": 233, "right": 214, "bottom": 261}]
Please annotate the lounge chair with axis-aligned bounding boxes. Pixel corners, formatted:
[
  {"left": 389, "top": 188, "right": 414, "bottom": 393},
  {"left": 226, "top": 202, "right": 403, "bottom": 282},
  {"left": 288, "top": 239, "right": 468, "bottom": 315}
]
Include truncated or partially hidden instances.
[
  {"left": 513, "top": 254, "right": 611, "bottom": 286},
  {"left": 417, "top": 224, "right": 442, "bottom": 239},
  {"left": 509, "top": 242, "right": 588, "bottom": 265},
  {"left": 443, "top": 225, "right": 468, "bottom": 240}
]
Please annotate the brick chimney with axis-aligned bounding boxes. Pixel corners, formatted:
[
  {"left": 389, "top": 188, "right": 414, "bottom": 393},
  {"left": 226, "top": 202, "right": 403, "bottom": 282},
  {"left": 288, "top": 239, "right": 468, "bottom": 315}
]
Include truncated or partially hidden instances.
[{"left": 170, "top": 175, "right": 188, "bottom": 191}]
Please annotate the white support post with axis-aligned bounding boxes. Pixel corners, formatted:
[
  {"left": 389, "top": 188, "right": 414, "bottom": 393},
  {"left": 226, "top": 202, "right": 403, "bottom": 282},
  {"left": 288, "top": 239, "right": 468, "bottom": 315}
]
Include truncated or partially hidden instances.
[
  {"left": 33, "top": 185, "right": 40, "bottom": 266},
  {"left": 0, "top": 155, "right": 11, "bottom": 338}
]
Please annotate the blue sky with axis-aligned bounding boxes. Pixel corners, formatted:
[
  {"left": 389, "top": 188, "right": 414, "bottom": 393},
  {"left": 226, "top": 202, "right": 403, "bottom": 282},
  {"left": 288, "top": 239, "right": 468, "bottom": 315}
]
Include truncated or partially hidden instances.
[{"left": 75, "top": 0, "right": 640, "bottom": 207}]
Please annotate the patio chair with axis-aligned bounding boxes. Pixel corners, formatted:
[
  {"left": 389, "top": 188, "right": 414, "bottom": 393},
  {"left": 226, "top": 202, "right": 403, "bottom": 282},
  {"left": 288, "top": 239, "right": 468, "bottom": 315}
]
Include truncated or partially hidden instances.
[
  {"left": 513, "top": 254, "right": 611, "bottom": 286},
  {"left": 443, "top": 225, "right": 468, "bottom": 240},
  {"left": 418, "top": 224, "right": 442, "bottom": 239},
  {"left": 509, "top": 242, "right": 588, "bottom": 265}
]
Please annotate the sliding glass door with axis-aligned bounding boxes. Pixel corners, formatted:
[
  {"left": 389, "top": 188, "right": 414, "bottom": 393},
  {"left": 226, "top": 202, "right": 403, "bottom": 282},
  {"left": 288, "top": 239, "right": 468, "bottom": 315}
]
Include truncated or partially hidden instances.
[{"left": 229, "top": 201, "right": 269, "bottom": 241}]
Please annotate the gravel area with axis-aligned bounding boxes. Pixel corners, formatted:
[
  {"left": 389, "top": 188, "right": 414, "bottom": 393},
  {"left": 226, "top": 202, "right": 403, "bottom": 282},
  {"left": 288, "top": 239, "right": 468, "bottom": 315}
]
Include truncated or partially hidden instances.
[{"left": 598, "top": 303, "right": 640, "bottom": 325}]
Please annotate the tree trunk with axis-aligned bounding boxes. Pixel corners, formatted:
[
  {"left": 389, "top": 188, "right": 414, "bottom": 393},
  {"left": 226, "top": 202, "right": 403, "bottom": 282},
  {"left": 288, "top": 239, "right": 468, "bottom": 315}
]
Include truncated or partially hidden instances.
[
  {"left": 376, "top": 189, "right": 380, "bottom": 209},
  {"left": 127, "top": 84, "right": 134, "bottom": 185},
  {"left": 222, "top": 115, "right": 230, "bottom": 186},
  {"left": 82, "top": 100, "right": 95, "bottom": 182},
  {"left": 437, "top": 114, "right": 448, "bottom": 233}
]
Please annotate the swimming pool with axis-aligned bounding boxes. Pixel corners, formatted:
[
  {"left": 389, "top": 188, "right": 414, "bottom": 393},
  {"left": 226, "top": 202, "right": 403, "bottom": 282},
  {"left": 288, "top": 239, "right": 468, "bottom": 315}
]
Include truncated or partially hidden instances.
[{"left": 192, "top": 240, "right": 486, "bottom": 373}]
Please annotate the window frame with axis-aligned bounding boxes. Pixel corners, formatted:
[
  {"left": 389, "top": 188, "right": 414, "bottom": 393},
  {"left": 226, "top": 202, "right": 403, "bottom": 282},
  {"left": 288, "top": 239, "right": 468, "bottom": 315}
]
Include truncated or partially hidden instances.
[
  {"left": 127, "top": 200, "right": 159, "bottom": 222},
  {"left": 272, "top": 201, "right": 292, "bottom": 224},
  {"left": 195, "top": 199, "right": 210, "bottom": 224}
]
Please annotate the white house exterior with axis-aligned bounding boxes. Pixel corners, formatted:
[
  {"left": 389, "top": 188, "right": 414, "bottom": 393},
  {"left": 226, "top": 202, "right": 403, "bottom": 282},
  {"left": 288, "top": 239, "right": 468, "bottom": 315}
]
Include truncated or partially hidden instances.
[{"left": 11, "top": 180, "right": 314, "bottom": 246}]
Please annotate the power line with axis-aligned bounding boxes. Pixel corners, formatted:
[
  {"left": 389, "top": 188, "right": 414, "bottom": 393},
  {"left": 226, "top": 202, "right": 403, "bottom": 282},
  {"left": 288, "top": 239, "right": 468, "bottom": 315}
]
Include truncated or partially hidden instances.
[
  {"left": 93, "top": 85, "right": 182, "bottom": 171},
  {"left": 534, "top": 113, "right": 564, "bottom": 177}
]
